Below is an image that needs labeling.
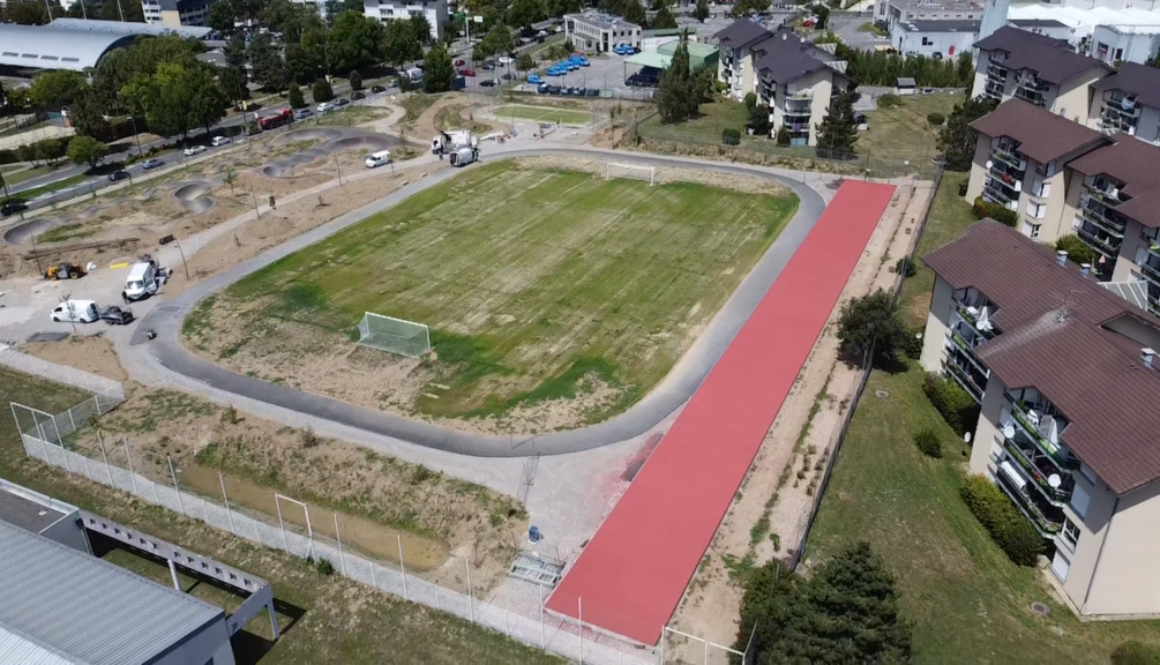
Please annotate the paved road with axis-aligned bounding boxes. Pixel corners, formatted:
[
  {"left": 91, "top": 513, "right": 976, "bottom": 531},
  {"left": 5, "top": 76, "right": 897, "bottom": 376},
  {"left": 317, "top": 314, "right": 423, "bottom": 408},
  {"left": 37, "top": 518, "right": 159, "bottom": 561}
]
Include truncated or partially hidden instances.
[
  {"left": 832, "top": 11, "right": 888, "bottom": 52},
  {"left": 129, "top": 144, "right": 828, "bottom": 459}
]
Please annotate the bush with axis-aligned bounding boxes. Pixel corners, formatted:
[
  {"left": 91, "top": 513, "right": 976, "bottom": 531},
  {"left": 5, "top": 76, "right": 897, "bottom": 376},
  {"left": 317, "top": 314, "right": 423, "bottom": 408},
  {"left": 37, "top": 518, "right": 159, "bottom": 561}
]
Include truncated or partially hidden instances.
[
  {"left": 927, "top": 112, "right": 945, "bottom": 126},
  {"left": 922, "top": 374, "right": 979, "bottom": 435},
  {"left": 1112, "top": 641, "right": 1160, "bottom": 665},
  {"left": 901, "top": 328, "right": 923, "bottom": 359},
  {"left": 895, "top": 256, "right": 916, "bottom": 277},
  {"left": 316, "top": 557, "right": 335, "bottom": 576},
  {"left": 349, "top": 69, "right": 363, "bottom": 91},
  {"left": 0, "top": 149, "right": 17, "bottom": 165},
  {"left": 288, "top": 84, "right": 306, "bottom": 109},
  {"left": 913, "top": 429, "right": 942, "bottom": 458},
  {"left": 972, "top": 196, "right": 1018, "bottom": 227},
  {"left": 397, "top": 75, "right": 414, "bottom": 92},
  {"left": 722, "top": 128, "right": 741, "bottom": 145},
  {"left": 744, "top": 91, "right": 757, "bottom": 110},
  {"left": 776, "top": 125, "right": 790, "bottom": 146},
  {"left": 877, "top": 93, "right": 902, "bottom": 108},
  {"left": 312, "top": 79, "right": 334, "bottom": 103},
  {"left": 1055, "top": 234, "right": 1098, "bottom": 267},
  {"left": 960, "top": 475, "right": 1043, "bottom": 566}
]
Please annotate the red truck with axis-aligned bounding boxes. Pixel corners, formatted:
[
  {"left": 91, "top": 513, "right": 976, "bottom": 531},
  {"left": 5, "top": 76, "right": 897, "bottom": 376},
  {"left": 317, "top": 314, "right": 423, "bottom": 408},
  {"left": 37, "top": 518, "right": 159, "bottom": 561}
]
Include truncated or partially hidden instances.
[{"left": 258, "top": 108, "right": 293, "bottom": 131}]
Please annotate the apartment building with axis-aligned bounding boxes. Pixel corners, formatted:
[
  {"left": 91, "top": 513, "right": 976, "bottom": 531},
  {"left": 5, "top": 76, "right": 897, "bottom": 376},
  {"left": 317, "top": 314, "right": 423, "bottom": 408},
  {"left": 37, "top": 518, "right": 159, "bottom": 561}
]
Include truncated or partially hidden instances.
[
  {"left": 752, "top": 32, "right": 850, "bottom": 147},
  {"left": 973, "top": 26, "right": 1113, "bottom": 124},
  {"left": 921, "top": 220, "right": 1160, "bottom": 618},
  {"left": 874, "top": 0, "right": 986, "bottom": 35},
  {"left": 364, "top": 0, "right": 446, "bottom": 42},
  {"left": 967, "top": 99, "right": 1111, "bottom": 243},
  {"left": 564, "top": 12, "right": 641, "bottom": 54},
  {"left": 1063, "top": 138, "right": 1160, "bottom": 303},
  {"left": 714, "top": 19, "right": 773, "bottom": 102},
  {"left": 1088, "top": 62, "right": 1160, "bottom": 144},
  {"left": 142, "top": 0, "right": 217, "bottom": 27}
]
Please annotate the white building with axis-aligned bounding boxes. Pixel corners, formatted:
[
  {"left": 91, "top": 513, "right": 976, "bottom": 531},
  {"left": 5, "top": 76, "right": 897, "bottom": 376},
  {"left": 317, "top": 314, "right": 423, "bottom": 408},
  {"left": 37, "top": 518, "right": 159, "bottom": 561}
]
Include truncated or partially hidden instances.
[
  {"left": 985, "top": 0, "right": 1160, "bottom": 66},
  {"left": 141, "top": 0, "right": 218, "bottom": 27},
  {"left": 564, "top": 12, "right": 641, "bottom": 53},
  {"left": 364, "top": 0, "right": 447, "bottom": 42},
  {"left": 891, "top": 19, "right": 980, "bottom": 59},
  {"left": 874, "top": 0, "right": 987, "bottom": 35}
]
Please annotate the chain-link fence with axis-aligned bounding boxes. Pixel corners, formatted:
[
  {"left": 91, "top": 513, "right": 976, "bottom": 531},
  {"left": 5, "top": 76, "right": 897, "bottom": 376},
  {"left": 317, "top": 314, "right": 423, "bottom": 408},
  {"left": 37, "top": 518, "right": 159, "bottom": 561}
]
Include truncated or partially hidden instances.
[{"left": 0, "top": 348, "right": 125, "bottom": 401}]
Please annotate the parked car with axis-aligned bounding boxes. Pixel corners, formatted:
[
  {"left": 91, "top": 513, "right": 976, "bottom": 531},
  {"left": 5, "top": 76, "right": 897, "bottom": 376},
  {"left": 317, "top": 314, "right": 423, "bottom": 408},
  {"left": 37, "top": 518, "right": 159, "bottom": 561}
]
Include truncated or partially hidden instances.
[
  {"left": 100, "top": 306, "right": 134, "bottom": 325},
  {"left": 371, "top": 84, "right": 386, "bottom": 93},
  {"left": 141, "top": 158, "right": 163, "bottom": 170},
  {"left": 454, "top": 58, "right": 465, "bottom": 66},
  {"left": 0, "top": 201, "right": 28, "bottom": 217},
  {"left": 334, "top": 97, "right": 350, "bottom": 107},
  {"left": 294, "top": 108, "right": 314, "bottom": 120},
  {"left": 459, "top": 68, "right": 476, "bottom": 76},
  {"left": 317, "top": 102, "right": 333, "bottom": 113},
  {"left": 498, "top": 56, "right": 513, "bottom": 64},
  {"left": 51, "top": 299, "right": 99, "bottom": 323},
  {"left": 182, "top": 145, "right": 206, "bottom": 157},
  {"left": 527, "top": 74, "right": 543, "bottom": 84},
  {"left": 211, "top": 136, "right": 231, "bottom": 147},
  {"left": 481, "top": 62, "right": 495, "bottom": 70},
  {"left": 501, "top": 72, "right": 514, "bottom": 80},
  {"left": 107, "top": 170, "right": 130, "bottom": 182},
  {"left": 480, "top": 79, "right": 497, "bottom": 87},
  {"left": 351, "top": 91, "right": 365, "bottom": 100}
]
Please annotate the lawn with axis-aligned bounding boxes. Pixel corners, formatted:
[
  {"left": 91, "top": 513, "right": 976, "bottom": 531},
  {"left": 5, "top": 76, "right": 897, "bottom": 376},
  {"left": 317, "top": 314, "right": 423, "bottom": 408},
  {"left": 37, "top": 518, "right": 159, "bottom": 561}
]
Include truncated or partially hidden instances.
[
  {"left": 805, "top": 174, "right": 1160, "bottom": 663},
  {"left": 493, "top": 104, "right": 593, "bottom": 126},
  {"left": 858, "top": 93, "right": 961, "bottom": 178},
  {"left": 1, "top": 164, "right": 61, "bottom": 186},
  {"left": 0, "top": 366, "right": 561, "bottom": 664},
  {"left": 9, "top": 172, "right": 92, "bottom": 203},
  {"left": 195, "top": 159, "right": 797, "bottom": 422}
]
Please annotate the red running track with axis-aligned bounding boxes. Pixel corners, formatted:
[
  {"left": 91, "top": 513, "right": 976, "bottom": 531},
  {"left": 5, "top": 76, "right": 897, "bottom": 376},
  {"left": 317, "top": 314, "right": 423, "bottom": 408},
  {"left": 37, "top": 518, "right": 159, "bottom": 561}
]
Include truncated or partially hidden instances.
[{"left": 544, "top": 180, "right": 897, "bottom": 645}]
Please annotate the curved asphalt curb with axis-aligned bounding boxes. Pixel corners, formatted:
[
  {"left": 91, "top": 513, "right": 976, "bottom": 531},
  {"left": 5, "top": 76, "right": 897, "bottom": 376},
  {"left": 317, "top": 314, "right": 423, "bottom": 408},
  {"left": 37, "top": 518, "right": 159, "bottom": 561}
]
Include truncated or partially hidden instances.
[{"left": 133, "top": 146, "right": 827, "bottom": 458}]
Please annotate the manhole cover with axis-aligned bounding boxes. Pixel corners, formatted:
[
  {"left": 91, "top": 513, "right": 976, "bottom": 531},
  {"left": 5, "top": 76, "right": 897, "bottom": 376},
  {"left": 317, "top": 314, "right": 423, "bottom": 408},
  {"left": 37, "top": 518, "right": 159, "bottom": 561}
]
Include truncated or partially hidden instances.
[
  {"left": 1031, "top": 602, "right": 1050, "bottom": 617},
  {"left": 26, "top": 331, "right": 70, "bottom": 343},
  {"left": 875, "top": 389, "right": 890, "bottom": 398}
]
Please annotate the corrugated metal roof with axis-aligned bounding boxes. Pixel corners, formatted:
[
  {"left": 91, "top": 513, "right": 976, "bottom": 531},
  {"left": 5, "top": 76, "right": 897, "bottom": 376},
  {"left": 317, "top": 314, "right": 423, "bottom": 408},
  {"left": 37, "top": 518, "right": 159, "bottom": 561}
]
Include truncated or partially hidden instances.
[
  {"left": 0, "top": 624, "right": 80, "bottom": 665},
  {"left": 0, "top": 24, "right": 135, "bottom": 72},
  {"left": 0, "top": 519, "right": 224, "bottom": 665},
  {"left": 49, "top": 18, "right": 213, "bottom": 39}
]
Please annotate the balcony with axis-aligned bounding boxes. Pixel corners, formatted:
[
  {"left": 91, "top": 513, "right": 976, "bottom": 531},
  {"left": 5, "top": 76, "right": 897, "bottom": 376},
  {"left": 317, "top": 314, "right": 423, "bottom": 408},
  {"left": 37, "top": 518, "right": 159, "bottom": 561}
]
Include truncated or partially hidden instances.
[
  {"left": 1076, "top": 222, "right": 1122, "bottom": 255},
  {"left": 991, "top": 146, "right": 1026, "bottom": 173},
  {"left": 1078, "top": 200, "right": 1126, "bottom": 237},
  {"left": 1000, "top": 426, "right": 1075, "bottom": 505},
  {"left": 945, "top": 350, "right": 987, "bottom": 403},
  {"left": 1142, "top": 247, "right": 1160, "bottom": 285},
  {"left": 1085, "top": 178, "right": 1125, "bottom": 207},
  {"left": 1004, "top": 396, "right": 1075, "bottom": 470},
  {"left": 1104, "top": 94, "right": 1140, "bottom": 115},
  {"left": 994, "top": 460, "right": 1066, "bottom": 535},
  {"left": 984, "top": 79, "right": 1005, "bottom": 100},
  {"left": 983, "top": 181, "right": 1019, "bottom": 209}
]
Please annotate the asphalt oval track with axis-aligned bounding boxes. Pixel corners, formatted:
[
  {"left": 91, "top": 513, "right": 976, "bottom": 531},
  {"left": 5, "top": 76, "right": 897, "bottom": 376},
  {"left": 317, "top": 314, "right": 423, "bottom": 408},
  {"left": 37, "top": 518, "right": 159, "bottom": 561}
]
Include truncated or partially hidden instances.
[{"left": 132, "top": 147, "right": 828, "bottom": 458}]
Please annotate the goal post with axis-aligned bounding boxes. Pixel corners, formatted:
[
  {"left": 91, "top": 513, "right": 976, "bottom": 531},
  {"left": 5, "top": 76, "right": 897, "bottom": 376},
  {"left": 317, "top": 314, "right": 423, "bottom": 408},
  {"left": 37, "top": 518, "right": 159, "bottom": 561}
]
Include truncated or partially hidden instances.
[
  {"left": 356, "top": 312, "right": 431, "bottom": 358},
  {"left": 605, "top": 161, "right": 655, "bottom": 186}
]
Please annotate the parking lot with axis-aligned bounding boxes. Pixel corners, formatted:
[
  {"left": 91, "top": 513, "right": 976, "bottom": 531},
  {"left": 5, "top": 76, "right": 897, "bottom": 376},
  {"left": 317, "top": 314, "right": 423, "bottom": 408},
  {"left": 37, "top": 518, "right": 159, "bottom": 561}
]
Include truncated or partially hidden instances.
[{"left": 460, "top": 52, "right": 658, "bottom": 101}]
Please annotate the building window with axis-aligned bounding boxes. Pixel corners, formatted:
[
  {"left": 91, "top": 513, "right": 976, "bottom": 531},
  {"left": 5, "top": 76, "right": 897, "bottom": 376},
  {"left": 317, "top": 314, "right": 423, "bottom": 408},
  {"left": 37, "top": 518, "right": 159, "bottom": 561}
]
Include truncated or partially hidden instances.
[
  {"left": 922, "top": 37, "right": 931, "bottom": 46},
  {"left": 1051, "top": 549, "right": 1071, "bottom": 582},
  {"left": 1035, "top": 161, "right": 1054, "bottom": 177},
  {"left": 1060, "top": 517, "right": 1081, "bottom": 551},
  {"left": 1070, "top": 484, "right": 1091, "bottom": 518},
  {"left": 1026, "top": 223, "right": 1041, "bottom": 239}
]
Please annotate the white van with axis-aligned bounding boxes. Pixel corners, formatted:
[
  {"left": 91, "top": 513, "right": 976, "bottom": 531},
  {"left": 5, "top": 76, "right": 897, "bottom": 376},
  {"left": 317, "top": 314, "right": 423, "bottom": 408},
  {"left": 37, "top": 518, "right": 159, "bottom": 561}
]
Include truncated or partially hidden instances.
[
  {"left": 50, "top": 300, "right": 99, "bottom": 323},
  {"left": 365, "top": 150, "right": 391, "bottom": 168},
  {"left": 123, "top": 260, "right": 160, "bottom": 302}
]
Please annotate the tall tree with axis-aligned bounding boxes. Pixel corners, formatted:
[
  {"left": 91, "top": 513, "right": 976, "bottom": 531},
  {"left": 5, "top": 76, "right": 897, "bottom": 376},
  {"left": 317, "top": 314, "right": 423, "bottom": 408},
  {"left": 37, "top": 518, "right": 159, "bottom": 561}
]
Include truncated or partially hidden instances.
[
  {"left": 67, "top": 135, "right": 110, "bottom": 170},
  {"left": 69, "top": 91, "right": 113, "bottom": 140},
  {"left": 650, "top": 5, "right": 677, "bottom": 29},
  {"left": 508, "top": 0, "right": 545, "bottom": 29},
  {"left": 384, "top": 20, "right": 423, "bottom": 67},
  {"left": 186, "top": 66, "right": 229, "bottom": 134},
  {"left": 654, "top": 33, "right": 699, "bottom": 123},
  {"left": 288, "top": 83, "right": 306, "bottom": 108},
  {"left": 207, "top": 0, "right": 238, "bottom": 34},
  {"left": 424, "top": 44, "right": 456, "bottom": 93},
  {"left": 693, "top": 0, "right": 710, "bottom": 21},
  {"left": 29, "top": 70, "right": 90, "bottom": 109},
  {"left": 548, "top": 0, "right": 582, "bottom": 16},
  {"left": 623, "top": 0, "right": 646, "bottom": 26},
  {"left": 327, "top": 11, "right": 385, "bottom": 73},
  {"left": 4, "top": 0, "right": 54, "bottom": 24},
  {"left": 97, "top": 0, "right": 144, "bottom": 22},
  {"left": 349, "top": 69, "right": 363, "bottom": 90},
  {"left": 248, "top": 33, "right": 288, "bottom": 90},
  {"left": 813, "top": 4, "right": 830, "bottom": 29},
  {"left": 815, "top": 89, "right": 858, "bottom": 158},
  {"left": 312, "top": 78, "right": 334, "bottom": 103},
  {"left": 938, "top": 95, "right": 998, "bottom": 171},
  {"left": 599, "top": 0, "right": 626, "bottom": 15},
  {"left": 517, "top": 52, "right": 535, "bottom": 72},
  {"left": 409, "top": 12, "right": 434, "bottom": 45},
  {"left": 480, "top": 23, "right": 514, "bottom": 58},
  {"left": 121, "top": 63, "right": 226, "bottom": 140},
  {"left": 836, "top": 289, "right": 906, "bottom": 367}
]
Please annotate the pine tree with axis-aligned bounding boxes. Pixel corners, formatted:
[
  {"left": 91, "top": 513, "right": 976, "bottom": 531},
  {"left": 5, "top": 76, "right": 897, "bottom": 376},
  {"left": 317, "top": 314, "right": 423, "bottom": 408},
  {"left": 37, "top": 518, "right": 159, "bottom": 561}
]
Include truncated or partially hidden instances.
[
  {"left": 654, "top": 31, "right": 697, "bottom": 123},
  {"left": 288, "top": 83, "right": 306, "bottom": 109},
  {"left": 693, "top": 0, "right": 710, "bottom": 22},
  {"left": 814, "top": 89, "right": 858, "bottom": 159},
  {"left": 939, "top": 95, "right": 999, "bottom": 171}
]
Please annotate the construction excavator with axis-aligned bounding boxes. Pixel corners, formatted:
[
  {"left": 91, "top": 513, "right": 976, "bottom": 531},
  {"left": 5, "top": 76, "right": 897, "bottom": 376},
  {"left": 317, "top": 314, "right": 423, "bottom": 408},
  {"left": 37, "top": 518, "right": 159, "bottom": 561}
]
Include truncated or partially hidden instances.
[{"left": 44, "top": 262, "right": 86, "bottom": 281}]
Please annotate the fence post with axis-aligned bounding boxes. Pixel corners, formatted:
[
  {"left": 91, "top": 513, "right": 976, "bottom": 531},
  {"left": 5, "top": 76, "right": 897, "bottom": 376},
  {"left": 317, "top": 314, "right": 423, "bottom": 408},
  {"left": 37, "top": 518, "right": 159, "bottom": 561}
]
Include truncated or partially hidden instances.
[
  {"left": 97, "top": 431, "right": 114, "bottom": 487},
  {"left": 167, "top": 455, "right": 184, "bottom": 515},
  {"left": 398, "top": 534, "right": 408, "bottom": 599},
  {"left": 275, "top": 495, "right": 290, "bottom": 552},
  {"left": 220, "top": 474, "right": 235, "bottom": 534},
  {"left": 123, "top": 438, "right": 137, "bottom": 496},
  {"left": 334, "top": 513, "right": 346, "bottom": 576},
  {"left": 466, "top": 558, "right": 474, "bottom": 624},
  {"left": 66, "top": 406, "right": 76, "bottom": 432},
  {"left": 370, "top": 562, "right": 377, "bottom": 589},
  {"left": 504, "top": 609, "right": 510, "bottom": 637}
]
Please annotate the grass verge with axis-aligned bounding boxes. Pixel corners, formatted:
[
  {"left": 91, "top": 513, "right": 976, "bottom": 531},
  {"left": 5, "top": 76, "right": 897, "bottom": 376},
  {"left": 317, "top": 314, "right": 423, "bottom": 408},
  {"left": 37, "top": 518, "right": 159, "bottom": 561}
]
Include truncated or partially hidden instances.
[
  {"left": 493, "top": 104, "right": 593, "bottom": 126},
  {"left": 804, "top": 174, "right": 1160, "bottom": 663}
]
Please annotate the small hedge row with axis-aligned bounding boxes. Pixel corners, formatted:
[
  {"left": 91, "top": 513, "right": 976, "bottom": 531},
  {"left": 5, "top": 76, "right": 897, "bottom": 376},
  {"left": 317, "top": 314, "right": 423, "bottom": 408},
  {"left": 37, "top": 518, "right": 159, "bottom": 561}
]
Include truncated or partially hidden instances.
[
  {"left": 914, "top": 429, "right": 942, "bottom": 458},
  {"left": 960, "top": 475, "right": 1043, "bottom": 566},
  {"left": 1112, "top": 641, "right": 1160, "bottom": 665},
  {"left": 972, "top": 196, "right": 1018, "bottom": 227},
  {"left": 922, "top": 374, "right": 979, "bottom": 435},
  {"left": 722, "top": 128, "right": 741, "bottom": 146}
]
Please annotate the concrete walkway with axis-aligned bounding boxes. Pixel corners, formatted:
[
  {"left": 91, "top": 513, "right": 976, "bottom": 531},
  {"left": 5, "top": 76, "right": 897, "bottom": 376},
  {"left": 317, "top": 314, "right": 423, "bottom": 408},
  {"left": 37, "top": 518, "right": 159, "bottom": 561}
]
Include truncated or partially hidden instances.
[{"left": 129, "top": 142, "right": 830, "bottom": 458}]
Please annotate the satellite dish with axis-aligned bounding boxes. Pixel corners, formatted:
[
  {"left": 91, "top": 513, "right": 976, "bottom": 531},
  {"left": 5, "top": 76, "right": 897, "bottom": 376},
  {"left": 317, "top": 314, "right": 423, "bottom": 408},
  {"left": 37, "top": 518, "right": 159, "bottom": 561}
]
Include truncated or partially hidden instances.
[
  {"left": 1048, "top": 474, "right": 1062, "bottom": 488},
  {"left": 986, "top": 160, "right": 994, "bottom": 169},
  {"left": 1003, "top": 423, "right": 1016, "bottom": 438}
]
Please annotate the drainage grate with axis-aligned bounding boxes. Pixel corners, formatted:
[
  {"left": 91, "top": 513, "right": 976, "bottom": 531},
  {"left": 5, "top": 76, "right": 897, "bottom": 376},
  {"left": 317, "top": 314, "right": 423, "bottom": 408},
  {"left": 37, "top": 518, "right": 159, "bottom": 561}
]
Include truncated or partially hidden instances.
[
  {"left": 26, "top": 331, "right": 70, "bottom": 343},
  {"left": 1030, "top": 602, "right": 1050, "bottom": 617},
  {"left": 507, "top": 550, "right": 564, "bottom": 587}
]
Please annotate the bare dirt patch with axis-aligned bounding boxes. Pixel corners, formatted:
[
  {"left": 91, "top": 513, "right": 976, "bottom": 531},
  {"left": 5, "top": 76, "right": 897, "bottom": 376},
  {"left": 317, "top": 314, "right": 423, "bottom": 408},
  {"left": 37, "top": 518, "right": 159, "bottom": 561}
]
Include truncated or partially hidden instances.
[{"left": 19, "top": 333, "right": 129, "bottom": 382}]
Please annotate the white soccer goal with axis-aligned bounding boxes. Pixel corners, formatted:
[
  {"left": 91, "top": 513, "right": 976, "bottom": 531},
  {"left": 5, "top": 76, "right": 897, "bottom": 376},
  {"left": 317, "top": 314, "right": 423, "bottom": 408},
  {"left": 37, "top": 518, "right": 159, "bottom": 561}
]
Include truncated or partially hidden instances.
[
  {"left": 356, "top": 312, "right": 431, "bottom": 358},
  {"left": 606, "top": 161, "right": 655, "bottom": 185}
]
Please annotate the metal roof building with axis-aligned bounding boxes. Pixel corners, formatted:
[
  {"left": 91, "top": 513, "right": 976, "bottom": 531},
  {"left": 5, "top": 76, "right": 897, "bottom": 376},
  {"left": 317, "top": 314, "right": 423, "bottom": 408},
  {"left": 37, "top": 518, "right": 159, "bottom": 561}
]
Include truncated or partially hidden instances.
[
  {"left": 49, "top": 18, "right": 214, "bottom": 40},
  {"left": 0, "top": 519, "right": 236, "bottom": 665},
  {"left": 0, "top": 24, "right": 137, "bottom": 72}
]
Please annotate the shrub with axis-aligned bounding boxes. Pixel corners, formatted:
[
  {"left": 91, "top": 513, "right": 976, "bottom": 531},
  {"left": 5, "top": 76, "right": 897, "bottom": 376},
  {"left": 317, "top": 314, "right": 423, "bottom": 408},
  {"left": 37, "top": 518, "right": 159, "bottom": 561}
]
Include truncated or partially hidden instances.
[
  {"left": 288, "top": 84, "right": 306, "bottom": 109},
  {"left": 1055, "top": 234, "right": 1098, "bottom": 267},
  {"left": 960, "top": 475, "right": 1043, "bottom": 566},
  {"left": 298, "top": 424, "right": 320, "bottom": 448},
  {"left": 316, "top": 557, "right": 335, "bottom": 576},
  {"left": 744, "top": 91, "right": 757, "bottom": 111},
  {"left": 776, "top": 125, "right": 790, "bottom": 146},
  {"left": 895, "top": 256, "right": 916, "bottom": 277},
  {"left": 877, "top": 93, "right": 902, "bottom": 108},
  {"left": 913, "top": 429, "right": 942, "bottom": 458},
  {"left": 901, "top": 328, "right": 923, "bottom": 359},
  {"left": 312, "top": 78, "right": 334, "bottom": 103},
  {"left": 0, "top": 149, "right": 17, "bottom": 165},
  {"left": 349, "top": 69, "right": 363, "bottom": 91},
  {"left": 971, "top": 196, "right": 1018, "bottom": 227},
  {"left": 922, "top": 374, "right": 979, "bottom": 435},
  {"left": 927, "top": 112, "right": 945, "bottom": 126},
  {"left": 722, "top": 128, "right": 741, "bottom": 145},
  {"left": 1112, "top": 641, "right": 1160, "bottom": 665}
]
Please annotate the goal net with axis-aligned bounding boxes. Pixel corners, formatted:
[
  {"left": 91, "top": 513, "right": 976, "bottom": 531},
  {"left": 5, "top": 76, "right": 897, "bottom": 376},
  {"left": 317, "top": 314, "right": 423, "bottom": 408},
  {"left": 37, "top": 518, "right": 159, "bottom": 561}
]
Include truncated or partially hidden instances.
[
  {"left": 605, "top": 161, "right": 655, "bottom": 185},
  {"left": 356, "top": 312, "right": 431, "bottom": 358}
]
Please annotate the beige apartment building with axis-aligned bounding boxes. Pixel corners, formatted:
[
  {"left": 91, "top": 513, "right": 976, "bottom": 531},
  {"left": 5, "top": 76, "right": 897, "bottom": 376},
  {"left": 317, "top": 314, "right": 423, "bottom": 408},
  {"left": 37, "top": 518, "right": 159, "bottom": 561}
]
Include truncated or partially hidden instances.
[
  {"left": 920, "top": 221, "right": 1160, "bottom": 618},
  {"left": 715, "top": 20, "right": 773, "bottom": 103},
  {"left": 1088, "top": 62, "right": 1160, "bottom": 144},
  {"left": 973, "top": 26, "right": 1113, "bottom": 124},
  {"left": 966, "top": 99, "right": 1110, "bottom": 243}
]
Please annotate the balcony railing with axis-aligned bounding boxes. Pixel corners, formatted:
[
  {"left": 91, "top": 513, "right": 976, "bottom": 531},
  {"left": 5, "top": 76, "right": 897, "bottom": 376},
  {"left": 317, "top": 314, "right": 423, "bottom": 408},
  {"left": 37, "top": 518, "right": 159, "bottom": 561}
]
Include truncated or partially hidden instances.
[
  {"left": 1104, "top": 95, "right": 1140, "bottom": 115},
  {"left": 945, "top": 356, "right": 985, "bottom": 403},
  {"left": 994, "top": 462, "right": 1066, "bottom": 535},
  {"left": 950, "top": 327, "right": 989, "bottom": 372},
  {"left": 1001, "top": 430, "right": 1075, "bottom": 504},
  {"left": 1085, "top": 180, "right": 1124, "bottom": 206},
  {"left": 1006, "top": 398, "right": 1075, "bottom": 470},
  {"left": 1076, "top": 223, "right": 1122, "bottom": 255},
  {"left": 1142, "top": 249, "right": 1160, "bottom": 285},
  {"left": 1079, "top": 205, "right": 1125, "bottom": 237},
  {"left": 987, "top": 62, "right": 1009, "bottom": 78},
  {"left": 983, "top": 184, "right": 1019, "bottom": 209},
  {"left": 991, "top": 147, "right": 1026, "bottom": 173}
]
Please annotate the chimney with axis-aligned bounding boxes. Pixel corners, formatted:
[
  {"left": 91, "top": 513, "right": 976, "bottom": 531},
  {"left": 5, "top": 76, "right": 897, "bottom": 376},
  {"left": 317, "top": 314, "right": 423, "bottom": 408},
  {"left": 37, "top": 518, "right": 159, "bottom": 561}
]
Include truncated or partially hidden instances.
[
  {"left": 1056, "top": 250, "right": 1068, "bottom": 266},
  {"left": 1080, "top": 263, "right": 1091, "bottom": 278},
  {"left": 1143, "top": 348, "right": 1156, "bottom": 369}
]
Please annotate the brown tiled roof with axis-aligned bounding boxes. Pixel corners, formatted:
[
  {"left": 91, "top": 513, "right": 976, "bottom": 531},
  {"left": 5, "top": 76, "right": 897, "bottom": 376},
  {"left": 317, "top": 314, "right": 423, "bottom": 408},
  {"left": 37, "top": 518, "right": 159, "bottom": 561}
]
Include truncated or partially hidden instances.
[
  {"left": 970, "top": 99, "right": 1110, "bottom": 164},
  {"left": 1066, "top": 135, "right": 1160, "bottom": 229},
  {"left": 714, "top": 19, "right": 772, "bottom": 50},
  {"left": 974, "top": 26, "right": 1112, "bottom": 85},
  {"left": 923, "top": 221, "right": 1160, "bottom": 495},
  {"left": 1091, "top": 62, "right": 1160, "bottom": 110}
]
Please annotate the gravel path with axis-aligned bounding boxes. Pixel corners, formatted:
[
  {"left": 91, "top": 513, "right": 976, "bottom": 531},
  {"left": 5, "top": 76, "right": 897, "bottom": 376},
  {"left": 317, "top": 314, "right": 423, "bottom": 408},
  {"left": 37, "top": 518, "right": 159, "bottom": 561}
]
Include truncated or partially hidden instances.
[{"left": 128, "top": 142, "right": 830, "bottom": 458}]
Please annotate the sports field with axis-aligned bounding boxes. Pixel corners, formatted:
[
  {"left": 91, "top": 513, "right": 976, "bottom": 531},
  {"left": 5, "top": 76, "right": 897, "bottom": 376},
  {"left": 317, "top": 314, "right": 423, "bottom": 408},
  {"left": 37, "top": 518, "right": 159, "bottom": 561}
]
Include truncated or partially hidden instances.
[
  {"left": 493, "top": 104, "right": 592, "bottom": 126},
  {"left": 193, "top": 160, "right": 797, "bottom": 424}
]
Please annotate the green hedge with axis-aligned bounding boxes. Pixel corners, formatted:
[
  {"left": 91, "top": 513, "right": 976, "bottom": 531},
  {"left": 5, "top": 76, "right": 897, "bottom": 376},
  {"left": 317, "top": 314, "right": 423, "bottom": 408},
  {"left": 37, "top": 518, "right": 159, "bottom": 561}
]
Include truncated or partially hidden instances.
[
  {"left": 960, "top": 475, "right": 1043, "bottom": 566},
  {"left": 914, "top": 429, "right": 942, "bottom": 458},
  {"left": 972, "top": 196, "right": 1018, "bottom": 227},
  {"left": 922, "top": 374, "right": 979, "bottom": 435},
  {"left": 1112, "top": 641, "right": 1160, "bottom": 665},
  {"left": 722, "top": 128, "right": 741, "bottom": 146}
]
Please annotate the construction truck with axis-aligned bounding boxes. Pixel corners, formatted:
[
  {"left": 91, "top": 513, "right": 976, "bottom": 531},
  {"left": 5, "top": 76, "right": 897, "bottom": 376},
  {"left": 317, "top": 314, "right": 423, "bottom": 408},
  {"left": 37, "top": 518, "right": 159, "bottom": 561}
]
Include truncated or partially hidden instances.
[
  {"left": 431, "top": 130, "right": 478, "bottom": 159},
  {"left": 449, "top": 147, "right": 478, "bottom": 167},
  {"left": 44, "top": 262, "right": 86, "bottom": 280}
]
